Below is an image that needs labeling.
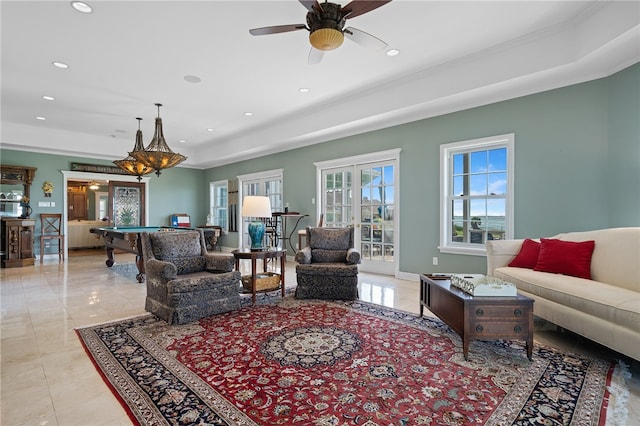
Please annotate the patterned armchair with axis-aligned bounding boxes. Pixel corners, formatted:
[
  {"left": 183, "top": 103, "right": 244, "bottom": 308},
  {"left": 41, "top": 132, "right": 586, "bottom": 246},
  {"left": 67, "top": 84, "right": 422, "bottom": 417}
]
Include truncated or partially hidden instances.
[
  {"left": 140, "top": 229, "right": 241, "bottom": 324},
  {"left": 295, "top": 227, "right": 360, "bottom": 300}
]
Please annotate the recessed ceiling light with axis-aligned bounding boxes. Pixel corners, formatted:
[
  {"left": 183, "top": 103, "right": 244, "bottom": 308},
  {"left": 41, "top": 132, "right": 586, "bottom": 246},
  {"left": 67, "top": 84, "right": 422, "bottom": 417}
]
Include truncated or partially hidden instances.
[
  {"left": 207, "top": 128, "right": 214, "bottom": 132},
  {"left": 299, "top": 87, "right": 310, "bottom": 93},
  {"left": 244, "top": 112, "right": 253, "bottom": 117},
  {"left": 179, "top": 139, "right": 186, "bottom": 143},
  {"left": 42, "top": 95, "right": 55, "bottom": 101},
  {"left": 52, "top": 61, "right": 69, "bottom": 69},
  {"left": 184, "top": 75, "right": 202, "bottom": 83},
  {"left": 71, "top": 2, "right": 93, "bottom": 14},
  {"left": 35, "top": 116, "right": 46, "bottom": 121},
  {"left": 386, "top": 49, "right": 400, "bottom": 57}
]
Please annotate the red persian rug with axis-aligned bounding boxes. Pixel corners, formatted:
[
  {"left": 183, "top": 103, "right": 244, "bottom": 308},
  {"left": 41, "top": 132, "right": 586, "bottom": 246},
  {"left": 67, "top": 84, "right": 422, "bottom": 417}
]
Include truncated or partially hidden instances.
[{"left": 77, "top": 297, "right": 628, "bottom": 425}]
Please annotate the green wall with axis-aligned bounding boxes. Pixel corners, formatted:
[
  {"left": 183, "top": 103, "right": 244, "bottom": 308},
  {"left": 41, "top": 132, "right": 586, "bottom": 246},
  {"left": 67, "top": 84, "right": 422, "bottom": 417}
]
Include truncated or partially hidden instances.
[
  {"left": 2, "top": 63, "right": 638, "bottom": 275},
  {"left": 205, "top": 63, "right": 639, "bottom": 275},
  {"left": 0, "top": 150, "right": 206, "bottom": 245}
]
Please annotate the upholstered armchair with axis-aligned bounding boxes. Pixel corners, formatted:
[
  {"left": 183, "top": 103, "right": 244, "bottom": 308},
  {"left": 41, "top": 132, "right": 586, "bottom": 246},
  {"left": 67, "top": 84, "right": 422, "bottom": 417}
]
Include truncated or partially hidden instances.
[
  {"left": 295, "top": 226, "right": 360, "bottom": 300},
  {"left": 140, "top": 229, "right": 241, "bottom": 325}
]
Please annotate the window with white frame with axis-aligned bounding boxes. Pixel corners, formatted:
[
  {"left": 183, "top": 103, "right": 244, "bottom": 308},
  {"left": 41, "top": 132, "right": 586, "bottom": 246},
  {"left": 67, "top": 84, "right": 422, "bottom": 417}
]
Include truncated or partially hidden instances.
[
  {"left": 210, "top": 180, "right": 228, "bottom": 231},
  {"left": 439, "top": 133, "right": 514, "bottom": 255}
]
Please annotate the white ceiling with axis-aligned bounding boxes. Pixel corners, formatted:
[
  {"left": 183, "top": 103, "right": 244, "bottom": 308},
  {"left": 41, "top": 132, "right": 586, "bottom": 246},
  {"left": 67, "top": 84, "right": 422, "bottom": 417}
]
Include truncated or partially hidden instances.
[{"left": 2, "top": 1, "right": 639, "bottom": 169}]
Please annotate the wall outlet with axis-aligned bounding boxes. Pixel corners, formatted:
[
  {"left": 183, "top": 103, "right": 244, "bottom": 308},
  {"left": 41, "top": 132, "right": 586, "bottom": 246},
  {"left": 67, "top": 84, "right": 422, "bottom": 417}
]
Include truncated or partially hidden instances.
[
  {"left": 432, "top": 256, "right": 438, "bottom": 265},
  {"left": 50, "top": 202, "right": 56, "bottom": 207}
]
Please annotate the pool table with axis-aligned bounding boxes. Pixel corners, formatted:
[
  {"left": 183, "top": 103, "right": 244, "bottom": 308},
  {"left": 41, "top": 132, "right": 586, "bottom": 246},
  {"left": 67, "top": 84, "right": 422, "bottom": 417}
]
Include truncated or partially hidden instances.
[{"left": 89, "top": 226, "right": 212, "bottom": 283}]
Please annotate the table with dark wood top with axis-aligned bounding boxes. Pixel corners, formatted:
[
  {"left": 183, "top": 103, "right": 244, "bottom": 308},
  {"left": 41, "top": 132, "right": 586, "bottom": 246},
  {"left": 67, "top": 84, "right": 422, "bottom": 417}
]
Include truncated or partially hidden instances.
[{"left": 420, "top": 273, "right": 534, "bottom": 360}]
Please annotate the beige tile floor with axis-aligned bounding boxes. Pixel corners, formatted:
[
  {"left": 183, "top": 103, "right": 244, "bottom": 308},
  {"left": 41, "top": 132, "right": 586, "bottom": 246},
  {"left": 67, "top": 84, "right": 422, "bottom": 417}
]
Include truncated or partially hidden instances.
[{"left": 1, "top": 251, "right": 638, "bottom": 425}]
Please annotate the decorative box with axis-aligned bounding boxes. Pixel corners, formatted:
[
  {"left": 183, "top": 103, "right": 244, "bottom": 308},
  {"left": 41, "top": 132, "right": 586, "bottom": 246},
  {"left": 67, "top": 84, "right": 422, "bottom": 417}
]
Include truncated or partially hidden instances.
[
  {"left": 242, "top": 272, "right": 281, "bottom": 292},
  {"left": 450, "top": 274, "right": 517, "bottom": 297}
]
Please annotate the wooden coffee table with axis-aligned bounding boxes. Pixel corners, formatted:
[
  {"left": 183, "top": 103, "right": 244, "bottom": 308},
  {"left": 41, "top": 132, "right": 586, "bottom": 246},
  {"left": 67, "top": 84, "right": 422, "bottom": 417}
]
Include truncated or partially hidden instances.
[{"left": 420, "top": 274, "right": 534, "bottom": 360}]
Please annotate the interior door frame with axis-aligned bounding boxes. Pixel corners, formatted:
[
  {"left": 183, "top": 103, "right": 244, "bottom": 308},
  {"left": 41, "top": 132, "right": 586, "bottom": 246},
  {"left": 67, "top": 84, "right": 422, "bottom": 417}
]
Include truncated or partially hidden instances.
[
  {"left": 314, "top": 148, "right": 401, "bottom": 277},
  {"left": 61, "top": 171, "right": 150, "bottom": 260}
]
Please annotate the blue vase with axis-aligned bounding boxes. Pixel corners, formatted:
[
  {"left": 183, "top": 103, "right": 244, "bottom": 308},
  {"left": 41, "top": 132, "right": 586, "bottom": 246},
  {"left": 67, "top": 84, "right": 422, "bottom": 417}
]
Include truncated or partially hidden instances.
[{"left": 248, "top": 221, "right": 265, "bottom": 250}]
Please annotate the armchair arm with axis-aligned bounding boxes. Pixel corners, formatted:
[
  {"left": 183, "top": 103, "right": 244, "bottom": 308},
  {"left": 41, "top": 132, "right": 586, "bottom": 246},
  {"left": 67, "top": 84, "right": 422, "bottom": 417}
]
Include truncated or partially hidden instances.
[
  {"left": 295, "top": 246, "right": 312, "bottom": 264},
  {"left": 145, "top": 258, "right": 178, "bottom": 280},
  {"left": 205, "top": 253, "right": 235, "bottom": 272},
  {"left": 346, "top": 248, "right": 361, "bottom": 265}
]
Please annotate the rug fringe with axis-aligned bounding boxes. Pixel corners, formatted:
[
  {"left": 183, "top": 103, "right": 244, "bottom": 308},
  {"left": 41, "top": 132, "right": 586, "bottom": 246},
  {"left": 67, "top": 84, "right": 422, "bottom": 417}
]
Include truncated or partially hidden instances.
[{"left": 605, "top": 360, "right": 631, "bottom": 426}]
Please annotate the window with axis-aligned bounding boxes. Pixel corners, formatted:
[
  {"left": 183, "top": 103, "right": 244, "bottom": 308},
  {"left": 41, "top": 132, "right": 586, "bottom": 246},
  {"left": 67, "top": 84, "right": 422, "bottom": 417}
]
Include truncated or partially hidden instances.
[
  {"left": 439, "top": 134, "right": 514, "bottom": 256},
  {"left": 210, "top": 180, "right": 228, "bottom": 231}
]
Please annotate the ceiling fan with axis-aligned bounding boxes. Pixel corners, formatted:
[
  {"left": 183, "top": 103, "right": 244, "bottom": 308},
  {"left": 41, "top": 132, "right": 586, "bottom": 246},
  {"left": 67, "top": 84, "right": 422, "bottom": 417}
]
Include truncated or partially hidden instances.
[{"left": 249, "top": 0, "right": 392, "bottom": 64}]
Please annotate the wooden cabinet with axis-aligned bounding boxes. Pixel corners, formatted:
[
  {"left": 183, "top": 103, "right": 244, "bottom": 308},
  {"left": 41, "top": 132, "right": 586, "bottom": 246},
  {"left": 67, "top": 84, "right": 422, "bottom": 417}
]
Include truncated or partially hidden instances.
[
  {"left": 1, "top": 164, "right": 37, "bottom": 268},
  {"left": 68, "top": 184, "right": 88, "bottom": 220},
  {"left": 1, "top": 218, "right": 36, "bottom": 267}
]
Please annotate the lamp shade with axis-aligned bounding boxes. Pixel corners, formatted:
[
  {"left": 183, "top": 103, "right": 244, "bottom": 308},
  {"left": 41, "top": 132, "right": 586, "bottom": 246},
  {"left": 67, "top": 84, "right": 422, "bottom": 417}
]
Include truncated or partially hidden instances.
[
  {"left": 241, "top": 196, "right": 272, "bottom": 218},
  {"left": 242, "top": 196, "right": 272, "bottom": 250}
]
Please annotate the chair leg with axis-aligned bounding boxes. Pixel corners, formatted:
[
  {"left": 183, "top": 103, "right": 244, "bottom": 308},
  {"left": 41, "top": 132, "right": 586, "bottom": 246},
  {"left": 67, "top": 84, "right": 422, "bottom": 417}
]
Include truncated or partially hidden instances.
[{"left": 40, "top": 237, "right": 44, "bottom": 263}]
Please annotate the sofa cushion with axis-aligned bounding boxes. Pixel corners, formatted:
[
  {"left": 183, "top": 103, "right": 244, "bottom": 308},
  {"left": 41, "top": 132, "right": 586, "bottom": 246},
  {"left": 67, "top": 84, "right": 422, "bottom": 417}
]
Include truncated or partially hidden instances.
[
  {"left": 311, "top": 248, "right": 346, "bottom": 263},
  {"left": 508, "top": 238, "right": 540, "bottom": 269},
  {"left": 534, "top": 238, "right": 595, "bottom": 279},
  {"left": 494, "top": 267, "right": 640, "bottom": 332},
  {"left": 552, "top": 228, "right": 640, "bottom": 292}
]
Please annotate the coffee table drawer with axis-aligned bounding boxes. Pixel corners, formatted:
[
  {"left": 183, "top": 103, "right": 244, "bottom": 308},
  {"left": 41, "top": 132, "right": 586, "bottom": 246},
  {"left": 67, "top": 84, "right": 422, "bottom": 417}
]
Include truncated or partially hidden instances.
[
  {"left": 468, "top": 320, "right": 530, "bottom": 337},
  {"left": 470, "top": 305, "right": 529, "bottom": 319}
]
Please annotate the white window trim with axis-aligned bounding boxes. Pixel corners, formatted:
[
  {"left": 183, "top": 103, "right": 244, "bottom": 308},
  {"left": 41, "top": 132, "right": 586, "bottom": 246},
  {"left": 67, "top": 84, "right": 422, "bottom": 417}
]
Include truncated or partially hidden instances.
[
  {"left": 438, "top": 133, "right": 514, "bottom": 256},
  {"left": 209, "top": 180, "right": 228, "bottom": 231}
]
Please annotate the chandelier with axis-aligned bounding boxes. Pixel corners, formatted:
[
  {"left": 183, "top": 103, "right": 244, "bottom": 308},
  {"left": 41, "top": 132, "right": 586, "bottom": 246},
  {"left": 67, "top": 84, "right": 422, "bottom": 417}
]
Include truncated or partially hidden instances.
[
  {"left": 129, "top": 103, "right": 187, "bottom": 177},
  {"left": 113, "top": 117, "right": 155, "bottom": 181}
]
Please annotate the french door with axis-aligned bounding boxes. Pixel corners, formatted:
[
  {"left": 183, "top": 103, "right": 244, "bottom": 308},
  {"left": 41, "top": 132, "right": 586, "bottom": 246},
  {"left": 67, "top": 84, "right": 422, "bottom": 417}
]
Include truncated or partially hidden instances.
[
  {"left": 355, "top": 161, "right": 396, "bottom": 275},
  {"left": 317, "top": 150, "right": 399, "bottom": 275}
]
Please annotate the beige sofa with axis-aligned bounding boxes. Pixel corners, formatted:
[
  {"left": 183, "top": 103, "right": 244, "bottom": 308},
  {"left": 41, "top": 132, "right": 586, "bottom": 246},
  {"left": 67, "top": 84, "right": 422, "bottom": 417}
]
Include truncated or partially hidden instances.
[
  {"left": 486, "top": 227, "right": 640, "bottom": 361},
  {"left": 68, "top": 220, "right": 105, "bottom": 248}
]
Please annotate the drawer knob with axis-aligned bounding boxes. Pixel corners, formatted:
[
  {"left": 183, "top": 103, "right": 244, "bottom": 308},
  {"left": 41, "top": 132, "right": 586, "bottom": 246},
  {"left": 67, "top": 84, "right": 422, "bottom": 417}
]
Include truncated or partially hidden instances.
[
  {"left": 475, "top": 308, "right": 484, "bottom": 316},
  {"left": 514, "top": 325, "right": 522, "bottom": 333},
  {"left": 475, "top": 325, "right": 484, "bottom": 333},
  {"left": 514, "top": 309, "right": 522, "bottom": 317}
]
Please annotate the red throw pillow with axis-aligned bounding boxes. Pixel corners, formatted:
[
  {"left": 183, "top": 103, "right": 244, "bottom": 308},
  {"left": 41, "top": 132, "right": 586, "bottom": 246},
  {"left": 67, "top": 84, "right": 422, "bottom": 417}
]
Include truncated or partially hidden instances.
[
  {"left": 534, "top": 238, "right": 595, "bottom": 279},
  {"left": 508, "top": 238, "right": 540, "bottom": 269}
]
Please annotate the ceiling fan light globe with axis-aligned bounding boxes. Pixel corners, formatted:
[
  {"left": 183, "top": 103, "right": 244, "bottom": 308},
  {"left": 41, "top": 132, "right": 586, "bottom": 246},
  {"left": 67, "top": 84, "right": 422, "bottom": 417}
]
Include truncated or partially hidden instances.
[{"left": 309, "top": 28, "right": 344, "bottom": 51}]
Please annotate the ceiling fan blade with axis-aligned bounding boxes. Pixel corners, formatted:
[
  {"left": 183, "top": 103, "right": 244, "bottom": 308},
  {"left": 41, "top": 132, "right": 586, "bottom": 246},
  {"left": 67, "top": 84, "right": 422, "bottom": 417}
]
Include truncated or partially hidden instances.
[
  {"left": 249, "top": 24, "right": 307, "bottom": 36},
  {"left": 342, "top": 0, "right": 392, "bottom": 19},
  {"left": 344, "top": 27, "right": 387, "bottom": 50},
  {"left": 308, "top": 47, "right": 324, "bottom": 65},
  {"left": 299, "top": 0, "right": 320, "bottom": 12}
]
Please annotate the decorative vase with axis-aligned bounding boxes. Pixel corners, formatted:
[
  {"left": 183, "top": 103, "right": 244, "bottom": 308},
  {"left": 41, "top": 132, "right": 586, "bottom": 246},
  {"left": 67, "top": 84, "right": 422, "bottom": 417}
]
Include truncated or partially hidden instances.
[
  {"left": 20, "top": 203, "right": 32, "bottom": 219},
  {"left": 248, "top": 220, "right": 265, "bottom": 251}
]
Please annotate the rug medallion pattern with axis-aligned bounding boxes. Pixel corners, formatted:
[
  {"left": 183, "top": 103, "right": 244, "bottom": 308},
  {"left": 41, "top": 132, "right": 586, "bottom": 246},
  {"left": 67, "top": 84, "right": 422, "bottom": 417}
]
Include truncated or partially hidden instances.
[{"left": 77, "top": 297, "right": 616, "bottom": 425}]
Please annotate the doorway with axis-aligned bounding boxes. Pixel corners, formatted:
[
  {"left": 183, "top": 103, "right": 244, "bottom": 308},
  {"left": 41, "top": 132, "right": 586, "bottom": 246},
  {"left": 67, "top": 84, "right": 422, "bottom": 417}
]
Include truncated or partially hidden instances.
[
  {"left": 61, "top": 171, "right": 150, "bottom": 260},
  {"left": 315, "top": 149, "right": 401, "bottom": 276}
]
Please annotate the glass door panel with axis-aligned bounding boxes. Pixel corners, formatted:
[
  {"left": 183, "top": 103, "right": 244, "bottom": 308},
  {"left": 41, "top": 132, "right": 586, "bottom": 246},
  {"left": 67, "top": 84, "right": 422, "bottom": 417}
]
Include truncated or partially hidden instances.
[
  {"left": 356, "top": 162, "right": 395, "bottom": 275},
  {"left": 109, "top": 182, "right": 145, "bottom": 227},
  {"left": 322, "top": 168, "right": 352, "bottom": 228}
]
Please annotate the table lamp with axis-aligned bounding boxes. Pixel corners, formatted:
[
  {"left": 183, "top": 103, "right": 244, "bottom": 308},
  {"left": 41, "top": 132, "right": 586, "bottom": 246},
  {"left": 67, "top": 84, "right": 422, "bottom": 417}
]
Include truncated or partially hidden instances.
[{"left": 242, "top": 196, "right": 272, "bottom": 251}]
